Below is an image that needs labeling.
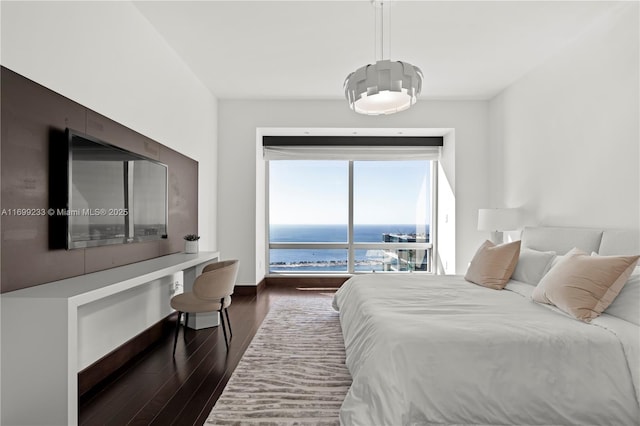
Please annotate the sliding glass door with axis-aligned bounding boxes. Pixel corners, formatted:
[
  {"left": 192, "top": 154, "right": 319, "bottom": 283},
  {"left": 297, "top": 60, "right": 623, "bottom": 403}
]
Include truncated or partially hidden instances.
[{"left": 268, "top": 159, "right": 434, "bottom": 274}]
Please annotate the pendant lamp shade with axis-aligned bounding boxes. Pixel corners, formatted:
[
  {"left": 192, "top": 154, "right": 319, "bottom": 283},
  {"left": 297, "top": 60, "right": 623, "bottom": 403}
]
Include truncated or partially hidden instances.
[
  {"left": 344, "top": 60, "right": 423, "bottom": 115},
  {"left": 344, "top": 1, "right": 424, "bottom": 115}
]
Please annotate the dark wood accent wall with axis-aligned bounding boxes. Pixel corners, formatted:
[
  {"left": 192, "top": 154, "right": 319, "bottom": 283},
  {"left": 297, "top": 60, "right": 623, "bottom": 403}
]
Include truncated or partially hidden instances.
[{"left": 1, "top": 67, "right": 199, "bottom": 293}]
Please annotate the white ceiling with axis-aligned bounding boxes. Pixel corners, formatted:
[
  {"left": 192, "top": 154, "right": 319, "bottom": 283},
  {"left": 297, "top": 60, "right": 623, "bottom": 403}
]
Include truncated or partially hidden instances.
[{"left": 133, "top": 0, "right": 623, "bottom": 101}]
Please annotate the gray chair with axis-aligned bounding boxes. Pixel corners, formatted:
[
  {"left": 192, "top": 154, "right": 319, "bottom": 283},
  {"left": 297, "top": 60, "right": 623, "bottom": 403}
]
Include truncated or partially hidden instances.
[{"left": 170, "top": 259, "right": 239, "bottom": 356}]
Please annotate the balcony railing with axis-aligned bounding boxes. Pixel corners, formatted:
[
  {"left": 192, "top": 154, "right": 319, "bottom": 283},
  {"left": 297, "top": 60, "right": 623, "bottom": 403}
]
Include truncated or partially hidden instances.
[{"left": 268, "top": 242, "right": 433, "bottom": 274}]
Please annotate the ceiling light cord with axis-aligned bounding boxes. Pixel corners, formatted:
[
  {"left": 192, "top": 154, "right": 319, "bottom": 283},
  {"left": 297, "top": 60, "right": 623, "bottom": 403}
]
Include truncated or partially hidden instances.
[
  {"left": 380, "top": 1, "right": 384, "bottom": 61},
  {"left": 374, "top": 0, "right": 389, "bottom": 62}
]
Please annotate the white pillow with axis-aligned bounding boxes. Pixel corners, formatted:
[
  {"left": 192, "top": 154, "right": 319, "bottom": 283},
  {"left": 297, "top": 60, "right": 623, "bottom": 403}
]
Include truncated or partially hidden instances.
[
  {"left": 603, "top": 266, "right": 640, "bottom": 325},
  {"left": 511, "top": 248, "right": 556, "bottom": 285},
  {"left": 549, "top": 254, "right": 565, "bottom": 269}
]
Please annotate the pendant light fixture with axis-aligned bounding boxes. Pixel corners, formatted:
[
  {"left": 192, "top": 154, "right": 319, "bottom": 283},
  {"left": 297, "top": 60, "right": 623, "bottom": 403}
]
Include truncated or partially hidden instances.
[{"left": 344, "top": 0, "right": 423, "bottom": 115}]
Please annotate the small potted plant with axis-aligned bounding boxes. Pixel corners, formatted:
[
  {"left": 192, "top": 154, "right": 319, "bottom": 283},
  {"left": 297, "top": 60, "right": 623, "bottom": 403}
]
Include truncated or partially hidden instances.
[{"left": 183, "top": 234, "right": 200, "bottom": 254}]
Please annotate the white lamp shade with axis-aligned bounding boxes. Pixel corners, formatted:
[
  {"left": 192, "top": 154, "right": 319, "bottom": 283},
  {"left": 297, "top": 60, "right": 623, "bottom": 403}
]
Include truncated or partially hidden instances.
[
  {"left": 344, "top": 60, "right": 423, "bottom": 115},
  {"left": 478, "top": 208, "right": 521, "bottom": 232}
]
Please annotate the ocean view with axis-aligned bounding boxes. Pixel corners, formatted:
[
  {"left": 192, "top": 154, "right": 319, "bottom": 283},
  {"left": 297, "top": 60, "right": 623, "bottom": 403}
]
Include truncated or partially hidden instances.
[{"left": 270, "top": 224, "right": 430, "bottom": 272}]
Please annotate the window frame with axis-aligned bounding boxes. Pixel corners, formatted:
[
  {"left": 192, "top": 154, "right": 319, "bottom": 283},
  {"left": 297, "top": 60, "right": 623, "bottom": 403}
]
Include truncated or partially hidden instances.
[{"left": 265, "top": 159, "right": 438, "bottom": 275}]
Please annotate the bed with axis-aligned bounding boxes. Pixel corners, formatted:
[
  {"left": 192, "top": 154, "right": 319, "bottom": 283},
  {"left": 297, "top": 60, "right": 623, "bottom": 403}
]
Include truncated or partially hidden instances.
[{"left": 332, "top": 227, "right": 640, "bottom": 425}]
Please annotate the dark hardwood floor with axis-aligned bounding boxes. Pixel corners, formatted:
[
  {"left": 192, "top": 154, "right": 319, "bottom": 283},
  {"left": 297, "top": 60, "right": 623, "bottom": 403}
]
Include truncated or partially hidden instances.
[{"left": 79, "top": 286, "right": 308, "bottom": 425}]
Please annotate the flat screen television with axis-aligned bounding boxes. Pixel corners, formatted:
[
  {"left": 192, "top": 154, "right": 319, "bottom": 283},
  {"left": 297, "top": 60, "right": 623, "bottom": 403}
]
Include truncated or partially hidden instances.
[{"left": 51, "top": 128, "right": 168, "bottom": 249}]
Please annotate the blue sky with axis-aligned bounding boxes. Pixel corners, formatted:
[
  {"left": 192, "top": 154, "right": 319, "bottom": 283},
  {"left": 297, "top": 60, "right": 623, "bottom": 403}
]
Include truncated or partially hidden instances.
[{"left": 269, "top": 160, "right": 431, "bottom": 225}]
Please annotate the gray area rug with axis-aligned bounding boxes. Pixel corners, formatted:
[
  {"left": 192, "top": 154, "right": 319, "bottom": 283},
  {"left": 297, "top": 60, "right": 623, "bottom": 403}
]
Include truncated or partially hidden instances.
[{"left": 207, "top": 294, "right": 352, "bottom": 425}]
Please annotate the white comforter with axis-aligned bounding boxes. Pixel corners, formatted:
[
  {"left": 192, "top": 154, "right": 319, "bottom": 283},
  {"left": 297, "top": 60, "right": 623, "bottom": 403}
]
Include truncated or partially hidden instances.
[{"left": 332, "top": 274, "right": 640, "bottom": 426}]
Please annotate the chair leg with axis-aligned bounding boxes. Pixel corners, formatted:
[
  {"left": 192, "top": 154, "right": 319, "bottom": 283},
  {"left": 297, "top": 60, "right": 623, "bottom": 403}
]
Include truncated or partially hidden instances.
[
  {"left": 218, "top": 308, "right": 229, "bottom": 351},
  {"left": 172, "top": 311, "right": 182, "bottom": 357},
  {"left": 225, "top": 307, "right": 233, "bottom": 339},
  {"left": 219, "top": 308, "right": 229, "bottom": 351}
]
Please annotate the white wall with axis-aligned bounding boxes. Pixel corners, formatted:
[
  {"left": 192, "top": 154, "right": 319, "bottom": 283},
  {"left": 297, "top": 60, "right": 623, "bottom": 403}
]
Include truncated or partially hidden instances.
[
  {"left": 1, "top": 1, "right": 218, "bottom": 248},
  {"left": 0, "top": 1, "right": 218, "bottom": 375},
  {"left": 437, "top": 132, "right": 457, "bottom": 274},
  {"left": 218, "top": 99, "right": 489, "bottom": 284},
  {"left": 489, "top": 3, "right": 639, "bottom": 230}
]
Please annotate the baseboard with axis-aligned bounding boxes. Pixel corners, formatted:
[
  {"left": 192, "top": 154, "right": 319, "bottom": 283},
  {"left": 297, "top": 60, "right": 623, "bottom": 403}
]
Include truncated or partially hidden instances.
[
  {"left": 78, "top": 313, "right": 175, "bottom": 397},
  {"left": 265, "top": 276, "right": 350, "bottom": 288},
  {"left": 233, "top": 278, "right": 266, "bottom": 296},
  {"left": 235, "top": 276, "right": 350, "bottom": 293}
]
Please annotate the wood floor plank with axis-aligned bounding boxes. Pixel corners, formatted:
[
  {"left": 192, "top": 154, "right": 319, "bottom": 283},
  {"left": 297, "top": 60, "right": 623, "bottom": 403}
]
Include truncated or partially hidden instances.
[
  {"left": 101, "top": 329, "right": 227, "bottom": 425},
  {"left": 152, "top": 297, "right": 270, "bottom": 425},
  {"left": 78, "top": 291, "right": 278, "bottom": 426},
  {"left": 134, "top": 335, "right": 229, "bottom": 424}
]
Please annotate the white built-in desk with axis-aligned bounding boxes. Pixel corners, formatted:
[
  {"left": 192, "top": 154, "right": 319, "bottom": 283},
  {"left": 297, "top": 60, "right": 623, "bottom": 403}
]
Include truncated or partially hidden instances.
[{"left": 1, "top": 251, "right": 220, "bottom": 426}]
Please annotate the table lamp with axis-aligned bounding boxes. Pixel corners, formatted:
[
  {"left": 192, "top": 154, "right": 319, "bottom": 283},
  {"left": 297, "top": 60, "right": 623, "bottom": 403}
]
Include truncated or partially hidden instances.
[{"left": 478, "top": 208, "right": 521, "bottom": 244}]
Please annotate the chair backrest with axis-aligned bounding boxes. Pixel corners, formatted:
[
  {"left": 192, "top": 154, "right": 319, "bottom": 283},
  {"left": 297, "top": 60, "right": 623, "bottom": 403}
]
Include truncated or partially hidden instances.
[{"left": 193, "top": 259, "right": 239, "bottom": 301}]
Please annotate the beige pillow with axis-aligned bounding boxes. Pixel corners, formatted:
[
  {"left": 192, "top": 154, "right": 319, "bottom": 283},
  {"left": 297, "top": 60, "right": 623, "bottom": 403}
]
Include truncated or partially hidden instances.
[
  {"left": 532, "top": 248, "right": 640, "bottom": 322},
  {"left": 465, "top": 240, "right": 521, "bottom": 290}
]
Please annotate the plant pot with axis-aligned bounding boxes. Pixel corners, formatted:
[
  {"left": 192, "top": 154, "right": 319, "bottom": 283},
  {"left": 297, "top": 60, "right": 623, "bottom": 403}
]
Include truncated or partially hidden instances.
[{"left": 185, "top": 240, "right": 199, "bottom": 254}]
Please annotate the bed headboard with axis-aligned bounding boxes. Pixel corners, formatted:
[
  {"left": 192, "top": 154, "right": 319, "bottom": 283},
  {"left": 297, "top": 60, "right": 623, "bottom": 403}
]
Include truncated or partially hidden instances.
[
  {"left": 521, "top": 226, "right": 640, "bottom": 256},
  {"left": 599, "top": 230, "right": 640, "bottom": 255}
]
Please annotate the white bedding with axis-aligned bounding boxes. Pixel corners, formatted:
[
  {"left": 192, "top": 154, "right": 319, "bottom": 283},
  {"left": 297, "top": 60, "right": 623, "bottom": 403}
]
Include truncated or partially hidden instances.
[{"left": 333, "top": 274, "right": 640, "bottom": 426}]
